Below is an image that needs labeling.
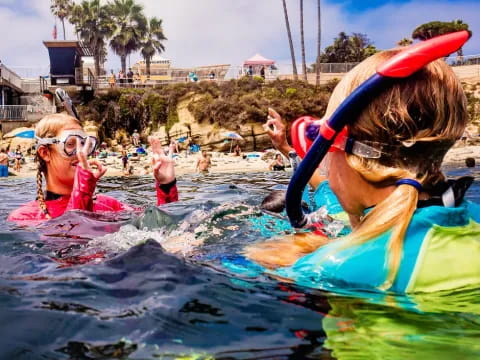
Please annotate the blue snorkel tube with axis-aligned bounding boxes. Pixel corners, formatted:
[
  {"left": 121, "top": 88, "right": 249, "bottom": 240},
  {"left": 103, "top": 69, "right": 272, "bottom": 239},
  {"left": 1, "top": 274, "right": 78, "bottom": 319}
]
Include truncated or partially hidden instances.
[{"left": 286, "top": 31, "right": 471, "bottom": 228}]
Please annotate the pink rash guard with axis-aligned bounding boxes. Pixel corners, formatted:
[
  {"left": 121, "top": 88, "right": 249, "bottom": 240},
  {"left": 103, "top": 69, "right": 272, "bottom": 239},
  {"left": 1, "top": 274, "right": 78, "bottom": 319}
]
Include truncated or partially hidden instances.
[{"left": 8, "top": 166, "right": 178, "bottom": 226}]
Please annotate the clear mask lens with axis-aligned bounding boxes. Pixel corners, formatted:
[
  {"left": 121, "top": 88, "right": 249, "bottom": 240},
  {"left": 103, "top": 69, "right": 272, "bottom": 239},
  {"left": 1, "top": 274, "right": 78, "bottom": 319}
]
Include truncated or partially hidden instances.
[{"left": 62, "top": 135, "right": 97, "bottom": 157}]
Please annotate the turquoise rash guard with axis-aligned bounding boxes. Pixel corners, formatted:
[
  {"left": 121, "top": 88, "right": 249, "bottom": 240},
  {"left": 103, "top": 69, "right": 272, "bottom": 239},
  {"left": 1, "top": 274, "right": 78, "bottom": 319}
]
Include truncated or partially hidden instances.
[{"left": 274, "top": 201, "right": 480, "bottom": 293}]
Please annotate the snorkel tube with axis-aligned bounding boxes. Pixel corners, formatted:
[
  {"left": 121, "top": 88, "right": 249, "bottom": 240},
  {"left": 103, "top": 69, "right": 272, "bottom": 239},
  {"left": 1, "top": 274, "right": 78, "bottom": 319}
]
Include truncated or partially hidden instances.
[
  {"left": 55, "top": 88, "right": 80, "bottom": 120},
  {"left": 286, "top": 31, "right": 471, "bottom": 228}
]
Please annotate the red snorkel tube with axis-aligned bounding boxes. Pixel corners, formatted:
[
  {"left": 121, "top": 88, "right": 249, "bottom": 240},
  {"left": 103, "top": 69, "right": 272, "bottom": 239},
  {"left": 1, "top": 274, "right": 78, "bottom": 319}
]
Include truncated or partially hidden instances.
[{"left": 286, "top": 31, "right": 471, "bottom": 228}]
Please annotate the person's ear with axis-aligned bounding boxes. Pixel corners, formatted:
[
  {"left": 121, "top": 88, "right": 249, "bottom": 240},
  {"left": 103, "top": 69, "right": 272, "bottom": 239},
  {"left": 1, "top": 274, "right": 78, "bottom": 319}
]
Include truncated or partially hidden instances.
[{"left": 37, "top": 145, "right": 51, "bottom": 163}]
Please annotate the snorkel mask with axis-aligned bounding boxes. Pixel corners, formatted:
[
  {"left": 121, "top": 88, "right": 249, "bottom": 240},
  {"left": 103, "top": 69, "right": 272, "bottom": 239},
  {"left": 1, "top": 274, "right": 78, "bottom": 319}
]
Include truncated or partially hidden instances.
[
  {"left": 36, "top": 130, "right": 98, "bottom": 158},
  {"left": 286, "top": 31, "right": 471, "bottom": 228}
]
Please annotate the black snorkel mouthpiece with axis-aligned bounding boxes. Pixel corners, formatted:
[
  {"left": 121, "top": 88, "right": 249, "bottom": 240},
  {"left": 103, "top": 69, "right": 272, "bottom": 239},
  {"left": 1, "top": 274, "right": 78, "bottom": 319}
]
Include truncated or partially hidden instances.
[{"left": 285, "top": 31, "right": 471, "bottom": 229}]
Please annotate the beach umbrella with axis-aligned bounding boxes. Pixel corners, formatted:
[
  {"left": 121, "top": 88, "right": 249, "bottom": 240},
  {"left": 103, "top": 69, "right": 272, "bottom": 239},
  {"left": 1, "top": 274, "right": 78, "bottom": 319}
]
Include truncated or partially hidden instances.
[
  {"left": 15, "top": 130, "right": 35, "bottom": 139},
  {"left": 222, "top": 132, "right": 244, "bottom": 152}
]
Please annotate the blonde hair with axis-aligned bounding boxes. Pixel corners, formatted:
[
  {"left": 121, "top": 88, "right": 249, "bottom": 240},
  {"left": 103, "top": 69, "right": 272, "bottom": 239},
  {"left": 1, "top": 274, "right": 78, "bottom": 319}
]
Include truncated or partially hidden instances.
[
  {"left": 246, "top": 50, "right": 467, "bottom": 289},
  {"left": 35, "top": 113, "right": 80, "bottom": 218}
]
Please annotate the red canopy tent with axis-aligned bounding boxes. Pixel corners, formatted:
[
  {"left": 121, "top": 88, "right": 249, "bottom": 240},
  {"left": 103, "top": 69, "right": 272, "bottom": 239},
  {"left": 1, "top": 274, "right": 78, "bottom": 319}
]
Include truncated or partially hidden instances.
[
  {"left": 243, "top": 54, "right": 276, "bottom": 77},
  {"left": 243, "top": 54, "right": 275, "bottom": 66}
]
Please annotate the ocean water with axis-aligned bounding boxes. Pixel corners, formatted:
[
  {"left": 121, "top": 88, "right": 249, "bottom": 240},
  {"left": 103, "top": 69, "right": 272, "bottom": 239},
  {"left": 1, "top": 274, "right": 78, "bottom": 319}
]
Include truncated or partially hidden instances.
[{"left": 0, "top": 170, "right": 479, "bottom": 360}]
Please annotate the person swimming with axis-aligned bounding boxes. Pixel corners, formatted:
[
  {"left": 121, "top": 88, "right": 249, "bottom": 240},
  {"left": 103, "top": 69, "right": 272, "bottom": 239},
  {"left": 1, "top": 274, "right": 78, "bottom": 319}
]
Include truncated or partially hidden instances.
[
  {"left": 8, "top": 113, "right": 178, "bottom": 225},
  {"left": 246, "top": 32, "right": 480, "bottom": 293}
]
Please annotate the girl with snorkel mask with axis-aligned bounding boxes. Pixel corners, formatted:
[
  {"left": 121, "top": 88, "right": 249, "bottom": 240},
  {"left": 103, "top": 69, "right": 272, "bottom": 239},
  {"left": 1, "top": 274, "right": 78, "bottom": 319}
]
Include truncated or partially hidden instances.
[
  {"left": 8, "top": 112, "right": 178, "bottom": 225},
  {"left": 246, "top": 31, "right": 480, "bottom": 293}
]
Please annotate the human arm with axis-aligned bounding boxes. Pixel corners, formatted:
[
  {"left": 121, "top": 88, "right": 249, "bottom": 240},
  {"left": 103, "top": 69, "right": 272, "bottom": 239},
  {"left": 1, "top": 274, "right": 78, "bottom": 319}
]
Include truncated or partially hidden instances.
[
  {"left": 263, "top": 108, "right": 326, "bottom": 189},
  {"left": 149, "top": 137, "right": 179, "bottom": 205},
  {"left": 66, "top": 138, "right": 107, "bottom": 212}
]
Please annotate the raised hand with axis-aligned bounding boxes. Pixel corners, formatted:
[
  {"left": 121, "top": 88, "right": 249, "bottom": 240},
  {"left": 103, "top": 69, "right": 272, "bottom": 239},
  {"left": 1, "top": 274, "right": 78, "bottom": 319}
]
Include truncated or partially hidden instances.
[
  {"left": 149, "top": 136, "right": 176, "bottom": 184},
  {"left": 76, "top": 137, "right": 107, "bottom": 179},
  {"left": 263, "top": 108, "right": 293, "bottom": 155}
]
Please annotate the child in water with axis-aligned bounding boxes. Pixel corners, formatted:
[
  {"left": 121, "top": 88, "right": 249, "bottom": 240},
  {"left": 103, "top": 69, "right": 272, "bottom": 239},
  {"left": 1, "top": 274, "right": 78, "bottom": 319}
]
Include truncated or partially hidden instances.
[
  {"left": 8, "top": 113, "right": 178, "bottom": 225},
  {"left": 246, "top": 47, "right": 480, "bottom": 293}
]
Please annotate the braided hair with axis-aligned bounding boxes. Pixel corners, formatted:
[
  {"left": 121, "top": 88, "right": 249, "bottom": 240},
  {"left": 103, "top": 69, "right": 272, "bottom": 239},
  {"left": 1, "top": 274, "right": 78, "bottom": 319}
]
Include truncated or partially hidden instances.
[{"left": 34, "top": 113, "right": 81, "bottom": 218}]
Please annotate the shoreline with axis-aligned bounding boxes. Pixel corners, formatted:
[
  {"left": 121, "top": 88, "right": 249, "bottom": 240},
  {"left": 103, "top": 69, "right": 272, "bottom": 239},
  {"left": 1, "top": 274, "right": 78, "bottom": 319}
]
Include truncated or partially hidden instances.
[{"left": 2, "top": 143, "right": 479, "bottom": 180}]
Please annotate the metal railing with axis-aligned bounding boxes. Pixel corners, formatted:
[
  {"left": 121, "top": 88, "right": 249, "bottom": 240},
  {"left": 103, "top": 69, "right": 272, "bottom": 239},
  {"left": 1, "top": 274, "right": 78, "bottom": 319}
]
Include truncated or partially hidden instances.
[
  {"left": 0, "top": 105, "right": 27, "bottom": 121},
  {"left": 0, "top": 64, "right": 23, "bottom": 90}
]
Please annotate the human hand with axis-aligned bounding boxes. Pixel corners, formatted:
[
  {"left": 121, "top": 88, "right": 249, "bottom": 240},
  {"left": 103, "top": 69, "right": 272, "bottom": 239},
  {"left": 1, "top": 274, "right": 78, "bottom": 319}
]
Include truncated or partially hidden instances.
[
  {"left": 263, "top": 108, "right": 292, "bottom": 154},
  {"left": 76, "top": 138, "right": 107, "bottom": 179},
  {"left": 149, "top": 136, "right": 176, "bottom": 184}
]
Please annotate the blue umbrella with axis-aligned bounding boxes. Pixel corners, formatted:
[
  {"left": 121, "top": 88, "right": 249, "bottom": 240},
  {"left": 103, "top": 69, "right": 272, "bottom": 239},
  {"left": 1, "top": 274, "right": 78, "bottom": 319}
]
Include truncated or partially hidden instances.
[{"left": 15, "top": 130, "right": 35, "bottom": 139}]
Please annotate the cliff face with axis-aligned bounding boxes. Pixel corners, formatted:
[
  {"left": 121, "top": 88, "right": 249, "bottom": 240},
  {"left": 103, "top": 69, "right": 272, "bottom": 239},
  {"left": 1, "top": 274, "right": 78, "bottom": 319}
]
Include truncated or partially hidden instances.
[{"left": 78, "top": 78, "right": 332, "bottom": 151}]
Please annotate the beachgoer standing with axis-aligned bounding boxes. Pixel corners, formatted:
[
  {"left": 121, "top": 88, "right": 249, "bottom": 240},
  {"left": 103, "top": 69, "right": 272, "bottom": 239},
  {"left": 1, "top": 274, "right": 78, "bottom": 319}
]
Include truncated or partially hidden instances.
[
  {"left": 121, "top": 147, "right": 128, "bottom": 173},
  {"left": 132, "top": 129, "right": 140, "bottom": 147},
  {"left": 127, "top": 68, "right": 134, "bottom": 85},
  {"left": 260, "top": 66, "right": 266, "bottom": 80},
  {"left": 14, "top": 146, "right": 23, "bottom": 172},
  {"left": 0, "top": 148, "right": 8, "bottom": 177},
  {"left": 108, "top": 70, "right": 116, "bottom": 88},
  {"left": 196, "top": 150, "right": 211, "bottom": 173}
]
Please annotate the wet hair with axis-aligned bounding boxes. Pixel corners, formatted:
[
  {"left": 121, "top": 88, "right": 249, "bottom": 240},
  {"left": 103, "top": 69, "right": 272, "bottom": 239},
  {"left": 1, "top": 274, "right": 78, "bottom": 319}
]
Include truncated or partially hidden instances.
[
  {"left": 465, "top": 157, "right": 476, "bottom": 168},
  {"left": 261, "top": 190, "right": 286, "bottom": 213},
  {"left": 246, "top": 49, "right": 468, "bottom": 287},
  {"left": 35, "top": 113, "right": 80, "bottom": 218}
]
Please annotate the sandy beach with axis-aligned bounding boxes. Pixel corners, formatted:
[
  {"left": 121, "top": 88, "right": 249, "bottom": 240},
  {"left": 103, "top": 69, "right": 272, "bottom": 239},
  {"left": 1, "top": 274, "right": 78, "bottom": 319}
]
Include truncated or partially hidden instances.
[
  {"left": 2, "top": 148, "right": 282, "bottom": 179},
  {"left": 3, "top": 142, "right": 479, "bottom": 180}
]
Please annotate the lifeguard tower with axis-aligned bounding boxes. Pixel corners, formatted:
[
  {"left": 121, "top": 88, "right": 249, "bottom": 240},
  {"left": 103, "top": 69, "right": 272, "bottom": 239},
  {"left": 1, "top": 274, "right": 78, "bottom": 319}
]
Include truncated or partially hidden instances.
[{"left": 43, "top": 41, "right": 96, "bottom": 89}]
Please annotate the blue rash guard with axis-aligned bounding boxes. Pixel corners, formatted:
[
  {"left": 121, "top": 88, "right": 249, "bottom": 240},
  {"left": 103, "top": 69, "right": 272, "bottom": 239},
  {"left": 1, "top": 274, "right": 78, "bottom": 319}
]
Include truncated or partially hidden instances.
[{"left": 274, "top": 201, "right": 480, "bottom": 293}]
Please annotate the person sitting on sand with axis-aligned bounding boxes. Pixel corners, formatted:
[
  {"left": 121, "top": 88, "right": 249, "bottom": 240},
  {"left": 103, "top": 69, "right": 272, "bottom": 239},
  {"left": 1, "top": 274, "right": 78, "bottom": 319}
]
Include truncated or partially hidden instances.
[
  {"left": 196, "top": 150, "right": 211, "bottom": 174},
  {"left": 8, "top": 113, "right": 178, "bottom": 225},
  {"left": 0, "top": 148, "right": 8, "bottom": 177},
  {"left": 269, "top": 153, "right": 285, "bottom": 171},
  {"left": 246, "top": 44, "right": 480, "bottom": 293}
]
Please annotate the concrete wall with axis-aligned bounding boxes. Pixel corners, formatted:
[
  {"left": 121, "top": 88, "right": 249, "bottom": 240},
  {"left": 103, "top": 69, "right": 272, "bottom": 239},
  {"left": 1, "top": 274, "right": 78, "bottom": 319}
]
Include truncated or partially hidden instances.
[{"left": 0, "top": 120, "right": 30, "bottom": 135}]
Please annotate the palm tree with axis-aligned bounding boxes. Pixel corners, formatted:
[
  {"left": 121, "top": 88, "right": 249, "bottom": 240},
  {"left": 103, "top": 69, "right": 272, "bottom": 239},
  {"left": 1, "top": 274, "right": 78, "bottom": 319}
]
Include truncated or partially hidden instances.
[
  {"left": 282, "top": 0, "right": 298, "bottom": 80},
  {"left": 315, "top": 0, "right": 321, "bottom": 86},
  {"left": 397, "top": 38, "right": 413, "bottom": 47},
  {"left": 299, "top": 0, "right": 307, "bottom": 81},
  {"left": 109, "top": 0, "right": 147, "bottom": 74},
  {"left": 50, "top": 0, "right": 73, "bottom": 40},
  {"left": 412, "top": 20, "right": 471, "bottom": 57},
  {"left": 140, "top": 17, "right": 167, "bottom": 77},
  {"left": 70, "top": 0, "right": 116, "bottom": 76}
]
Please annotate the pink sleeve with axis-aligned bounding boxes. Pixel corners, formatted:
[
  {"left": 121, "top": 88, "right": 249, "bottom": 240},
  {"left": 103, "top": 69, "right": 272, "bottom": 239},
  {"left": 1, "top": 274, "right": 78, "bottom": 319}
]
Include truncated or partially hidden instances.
[
  {"left": 156, "top": 180, "right": 179, "bottom": 206},
  {"left": 66, "top": 166, "right": 98, "bottom": 212}
]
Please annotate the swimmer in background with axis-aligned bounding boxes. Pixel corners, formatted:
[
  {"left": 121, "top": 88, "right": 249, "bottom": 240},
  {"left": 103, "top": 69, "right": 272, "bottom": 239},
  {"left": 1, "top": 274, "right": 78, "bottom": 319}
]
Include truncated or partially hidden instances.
[
  {"left": 269, "top": 153, "right": 285, "bottom": 171},
  {"left": 195, "top": 150, "right": 212, "bottom": 174}
]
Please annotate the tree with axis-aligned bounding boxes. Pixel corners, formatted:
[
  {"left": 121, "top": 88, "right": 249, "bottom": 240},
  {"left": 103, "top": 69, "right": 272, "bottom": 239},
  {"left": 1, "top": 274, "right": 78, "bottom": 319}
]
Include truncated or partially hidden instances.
[
  {"left": 412, "top": 20, "right": 471, "bottom": 57},
  {"left": 70, "top": 0, "right": 116, "bottom": 77},
  {"left": 315, "top": 0, "right": 321, "bottom": 86},
  {"left": 318, "top": 32, "right": 377, "bottom": 63},
  {"left": 109, "top": 0, "right": 147, "bottom": 74},
  {"left": 299, "top": 0, "right": 307, "bottom": 81},
  {"left": 140, "top": 17, "right": 167, "bottom": 77},
  {"left": 397, "top": 38, "right": 413, "bottom": 47},
  {"left": 282, "top": 0, "right": 298, "bottom": 80},
  {"left": 50, "top": 0, "right": 73, "bottom": 40}
]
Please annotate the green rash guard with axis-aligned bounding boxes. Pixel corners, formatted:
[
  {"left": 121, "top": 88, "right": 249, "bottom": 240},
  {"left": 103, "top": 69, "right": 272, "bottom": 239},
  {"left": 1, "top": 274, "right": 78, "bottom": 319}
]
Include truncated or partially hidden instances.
[{"left": 274, "top": 200, "right": 480, "bottom": 293}]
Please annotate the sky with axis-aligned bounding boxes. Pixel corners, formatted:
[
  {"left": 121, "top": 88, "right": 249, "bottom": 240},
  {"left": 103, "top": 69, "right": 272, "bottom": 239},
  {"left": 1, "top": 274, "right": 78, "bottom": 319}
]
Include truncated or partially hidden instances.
[{"left": 1, "top": 0, "right": 479, "bottom": 76}]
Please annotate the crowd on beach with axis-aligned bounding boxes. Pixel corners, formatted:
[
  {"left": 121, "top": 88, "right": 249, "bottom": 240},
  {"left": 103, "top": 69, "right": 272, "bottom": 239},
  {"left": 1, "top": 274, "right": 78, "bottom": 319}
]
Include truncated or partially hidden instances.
[
  {"left": 0, "top": 127, "right": 294, "bottom": 178},
  {"left": 3, "top": 34, "right": 480, "bottom": 295}
]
